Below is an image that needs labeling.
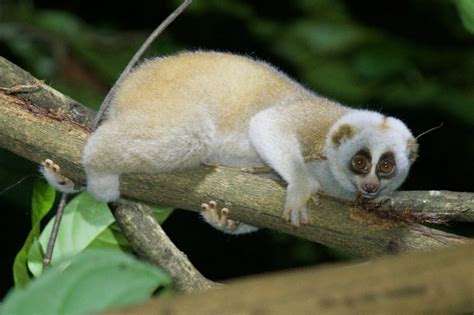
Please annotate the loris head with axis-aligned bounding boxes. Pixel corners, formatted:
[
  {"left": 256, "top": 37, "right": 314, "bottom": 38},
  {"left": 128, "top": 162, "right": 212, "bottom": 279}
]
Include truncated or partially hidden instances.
[{"left": 325, "top": 110, "right": 418, "bottom": 199}]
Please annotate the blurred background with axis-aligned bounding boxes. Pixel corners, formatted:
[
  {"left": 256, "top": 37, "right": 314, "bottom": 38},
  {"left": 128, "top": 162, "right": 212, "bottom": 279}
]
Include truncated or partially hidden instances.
[{"left": 0, "top": 0, "right": 473, "bottom": 299}]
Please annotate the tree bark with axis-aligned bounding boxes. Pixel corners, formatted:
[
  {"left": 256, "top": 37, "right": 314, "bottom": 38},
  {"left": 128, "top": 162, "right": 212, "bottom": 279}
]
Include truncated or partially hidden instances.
[
  {"left": 111, "top": 200, "right": 216, "bottom": 292},
  {"left": 0, "top": 56, "right": 471, "bottom": 258},
  {"left": 382, "top": 190, "right": 474, "bottom": 223},
  {"left": 103, "top": 242, "right": 474, "bottom": 315}
]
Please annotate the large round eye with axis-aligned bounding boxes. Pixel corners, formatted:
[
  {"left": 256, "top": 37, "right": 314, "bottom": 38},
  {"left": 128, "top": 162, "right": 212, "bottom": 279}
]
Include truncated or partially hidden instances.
[
  {"left": 378, "top": 159, "right": 394, "bottom": 174},
  {"left": 351, "top": 155, "right": 369, "bottom": 173}
]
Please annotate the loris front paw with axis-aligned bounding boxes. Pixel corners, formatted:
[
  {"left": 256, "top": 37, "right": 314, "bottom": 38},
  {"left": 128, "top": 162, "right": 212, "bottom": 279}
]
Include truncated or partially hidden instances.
[
  {"left": 283, "top": 179, "right": 320, "bottom": 226},
  {"left": 200, "top": 200, "right": 259, "bottom": 234},
  {"left": 201, "top": 200, "right": 239, "bottom": 230}
]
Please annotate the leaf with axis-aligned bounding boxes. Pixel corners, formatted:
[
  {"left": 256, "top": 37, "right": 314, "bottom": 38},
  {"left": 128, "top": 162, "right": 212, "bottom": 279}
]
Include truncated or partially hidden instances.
[
  {"left": 31, "top": 178, "right": 56, "bottom": 225},
  {"left": 88, "top": 206, "right": 173, "bottom": 251},
  {"left": 27, "top": 192, "right": 113, "bottom": 277},
  {"left": 455, "top": 0, "right": 474, "bottom": 33},
  {"left": 13, "top": 179, "right": 55, "bottom": 288},
  {"left": 88, "top": 223, "right": 133, "bottom": 252},
  {"left": 2, "top": 249, "right": 171, "bottom": 315}
]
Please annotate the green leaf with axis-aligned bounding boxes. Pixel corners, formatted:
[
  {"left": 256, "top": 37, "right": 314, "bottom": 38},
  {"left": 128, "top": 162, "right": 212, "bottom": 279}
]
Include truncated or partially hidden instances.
[
  {"left": 455, "top": 0, "right": 474, "bottom": 33},
  {"left": 13, "top": 179, "right": 55, "bottom": 288},
  {"left": 27, "top": 192, "right": 113, "bottom": 277},
  {"left": 31, "top": 178, "right": 56, "bottom": 225},
  {"left": 2, "top": 249, "right": 171, "bottom": 315},
  {"left": 88, "top": 223, "right": 133, "bottom": 252},
  {"left": 88, "top": 206, "right": 173, "bottom": 251}
]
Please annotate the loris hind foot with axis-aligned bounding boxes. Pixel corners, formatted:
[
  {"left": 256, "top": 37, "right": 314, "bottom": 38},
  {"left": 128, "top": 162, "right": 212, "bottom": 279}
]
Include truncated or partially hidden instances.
[{"left": 40, "top": 159, "right": 77, "bottom": 193}]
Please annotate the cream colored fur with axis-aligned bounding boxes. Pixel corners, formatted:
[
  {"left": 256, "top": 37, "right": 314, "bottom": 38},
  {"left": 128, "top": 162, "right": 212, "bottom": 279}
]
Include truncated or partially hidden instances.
[{"left": 45, "top": 51, "right": 417, "bottom": 234}]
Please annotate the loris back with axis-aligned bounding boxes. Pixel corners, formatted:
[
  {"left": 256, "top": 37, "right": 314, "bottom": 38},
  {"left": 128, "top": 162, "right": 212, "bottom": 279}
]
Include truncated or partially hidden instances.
[{"left": 108, "top": 51, "right": 347, "bottom": 136}]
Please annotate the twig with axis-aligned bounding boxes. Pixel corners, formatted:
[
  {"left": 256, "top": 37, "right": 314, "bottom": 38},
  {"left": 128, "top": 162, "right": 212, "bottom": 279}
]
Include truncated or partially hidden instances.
[
  {"left": 42, "top": 192, "right": 68, "bottom": 270},
  {"left": 0, "top": 174, "right": 37, "bottom": 196}
]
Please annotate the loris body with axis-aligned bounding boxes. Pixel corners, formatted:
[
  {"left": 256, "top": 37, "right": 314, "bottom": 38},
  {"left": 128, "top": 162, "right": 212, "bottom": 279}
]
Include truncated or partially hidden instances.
[{"left": 43, "top": 51, "right": 418, "bottom": 233}]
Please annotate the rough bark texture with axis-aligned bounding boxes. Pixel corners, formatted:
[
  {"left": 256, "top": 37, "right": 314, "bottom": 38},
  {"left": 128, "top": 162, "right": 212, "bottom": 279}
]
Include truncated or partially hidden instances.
[
  {"left": 0, "top": 56, "right": 471, "bottom": 258},
  {"left": 111, "top": 200, "right": 216, "bottom": 292},
  {"left": 383, "top": 190, "right": 474, "bottom": 223},
  {"left": 0, "top": 57, "right": 95, "bottom": 127},
  {"left": 105, "top": 242, "right": 474, "bottom": 315}
]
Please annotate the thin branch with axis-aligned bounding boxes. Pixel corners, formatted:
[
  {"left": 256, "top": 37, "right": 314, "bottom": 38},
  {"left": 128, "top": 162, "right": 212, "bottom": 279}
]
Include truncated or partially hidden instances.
[{"left": 42, "top": 192, "right": 68, "bottom": 269}]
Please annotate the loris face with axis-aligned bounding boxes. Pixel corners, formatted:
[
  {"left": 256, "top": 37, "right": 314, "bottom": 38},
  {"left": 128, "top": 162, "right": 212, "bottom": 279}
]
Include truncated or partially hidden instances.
[
  {"left": 326, "top": 111, "right": 418, "bottom": 199},
  {"left": 348, "top": 148, "right": 398, "bottom": 198}
]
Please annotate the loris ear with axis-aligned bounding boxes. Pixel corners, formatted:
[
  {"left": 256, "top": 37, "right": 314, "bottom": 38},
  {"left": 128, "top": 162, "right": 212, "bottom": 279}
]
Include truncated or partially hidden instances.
[
  {"left": 407, "top": 137, "right": 419, "bottom": 163},
  {"left": 331, "top": 124, "right": 356, "bottom": 147}
]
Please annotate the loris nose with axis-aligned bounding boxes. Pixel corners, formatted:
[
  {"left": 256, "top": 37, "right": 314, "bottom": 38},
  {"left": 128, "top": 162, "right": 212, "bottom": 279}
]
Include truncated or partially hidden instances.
[{"left": 362, "top": 183, "right": 379, "bottom": 193}]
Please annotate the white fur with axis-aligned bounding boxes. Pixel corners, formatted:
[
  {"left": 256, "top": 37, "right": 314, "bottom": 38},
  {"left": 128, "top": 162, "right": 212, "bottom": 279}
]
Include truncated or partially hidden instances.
[
  {"left": 207, "top": 131, "right": 265, "bottom": 168},
  {"left": 249, "top": 106, "right": 320, "bottom": 225},
  {"left": 85, "top": 171, "right": 120, "bottom": 202}
]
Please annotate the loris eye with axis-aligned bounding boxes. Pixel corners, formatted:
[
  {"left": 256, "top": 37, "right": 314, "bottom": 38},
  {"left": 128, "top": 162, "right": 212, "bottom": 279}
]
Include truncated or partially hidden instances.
[
  {"left": 378, "top": 160, "right": 394, "bottom": 174},
  {"left": 351, "top": 155, "right": 370, "bottom": 174},
  {"left": 377, "top": 152, "right": 397, "bottom": 178}
]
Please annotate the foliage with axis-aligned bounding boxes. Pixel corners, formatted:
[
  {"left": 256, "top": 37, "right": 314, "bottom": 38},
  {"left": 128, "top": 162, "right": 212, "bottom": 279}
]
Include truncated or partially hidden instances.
[
  {"left": 27, "top": 192, "right": 115, "bottom": 277},
  {"left": 2, "top": 249, "right": 171, "bottom": 315},
  {"left": 23, "top": 191, "right": 172, "bottom": 278},
  {"left": 9, "top": 183, "right": 173, "bottom": 311},
  {"left": 13, "top": 179, "right": 55, "bottom": 288},
  {"left": 456, "top": 0, "right": 474, "bottom": 33}
]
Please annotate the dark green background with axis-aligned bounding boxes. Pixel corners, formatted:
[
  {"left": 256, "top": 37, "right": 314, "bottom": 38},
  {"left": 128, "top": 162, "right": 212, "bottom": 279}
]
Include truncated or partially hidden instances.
[{"left": 1, "top": 0, "right": 473, "bottom": 299}]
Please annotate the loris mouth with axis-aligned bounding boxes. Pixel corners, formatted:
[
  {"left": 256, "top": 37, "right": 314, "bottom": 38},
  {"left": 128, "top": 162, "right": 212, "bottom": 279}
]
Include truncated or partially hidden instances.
[{"left": 359, "top": 191, "right": 378, "bottom": 199}]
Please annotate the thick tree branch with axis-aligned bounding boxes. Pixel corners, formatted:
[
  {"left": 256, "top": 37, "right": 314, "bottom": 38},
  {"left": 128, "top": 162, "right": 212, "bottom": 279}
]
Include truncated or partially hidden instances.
[
  {"left": 104, "top": 242, "right": 474, "bottom": 315},
  {"left": 110, "top": 200, "right": 216, "bottom": 292},
  {"left": 0, "top": 56, "right": 471, "bottom": 258}
]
